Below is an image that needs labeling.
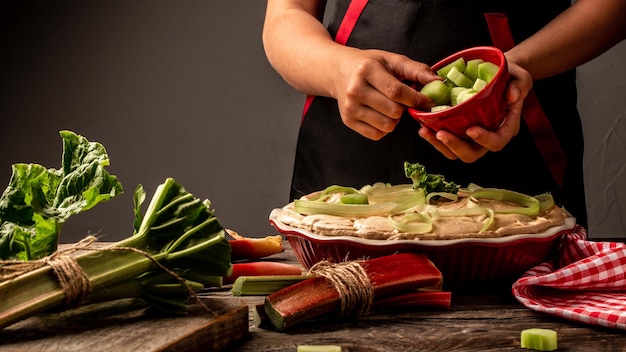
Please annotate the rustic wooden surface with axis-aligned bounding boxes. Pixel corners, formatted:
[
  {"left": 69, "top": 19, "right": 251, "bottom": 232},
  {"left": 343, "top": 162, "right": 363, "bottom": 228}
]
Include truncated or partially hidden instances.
[
  {"left": 3, "top": 240, "right": 626, "bottom": 351},
  {"left": 219, "top": 241, "right": 626, "bottom": 352},
  {"left": 0, "top": 297, "right": 248, "bottom": 352}
]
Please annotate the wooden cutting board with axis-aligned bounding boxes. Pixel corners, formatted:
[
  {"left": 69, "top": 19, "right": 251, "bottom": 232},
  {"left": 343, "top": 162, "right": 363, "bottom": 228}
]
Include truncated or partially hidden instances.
[{"left": 0, "top": 296, "right": 249, "bottom": 351}]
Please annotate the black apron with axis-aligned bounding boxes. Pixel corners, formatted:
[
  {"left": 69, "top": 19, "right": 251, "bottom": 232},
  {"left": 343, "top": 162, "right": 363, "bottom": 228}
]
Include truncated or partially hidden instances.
[{"left": 290, "top": 0, "right": 587, "bottom": 227}]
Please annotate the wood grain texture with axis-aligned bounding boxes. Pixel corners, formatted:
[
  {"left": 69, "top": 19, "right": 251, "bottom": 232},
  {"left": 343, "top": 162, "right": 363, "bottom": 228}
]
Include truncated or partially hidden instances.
[
  {"left": 223, "top": 241, "right": 626, "bottom": 352},
  {"left": 3, "top": 240, "right": 626, "bottom": 351},
  {"left": 0, "top": 297, "right": 248, "bottom": 352}
]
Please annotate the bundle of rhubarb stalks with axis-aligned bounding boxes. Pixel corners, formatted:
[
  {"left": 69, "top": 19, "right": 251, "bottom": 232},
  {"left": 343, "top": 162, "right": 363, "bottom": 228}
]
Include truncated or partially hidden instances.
[
  {"left": 0, "top": 130, "right": 449, "bottom": 332},
  {"left": 0, "top": 130, "right": 294, "bottom": 330},
  {"left": 229, "top": 250, "right": 452, "bottom": 331}
]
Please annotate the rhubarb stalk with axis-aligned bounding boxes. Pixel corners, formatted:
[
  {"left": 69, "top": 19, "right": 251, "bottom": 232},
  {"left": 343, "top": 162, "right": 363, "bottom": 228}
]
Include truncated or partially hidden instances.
[
  {"left": 227, "top": 230, "right": 284, "bottom": 260},
  {"left": 223, "top": 261, "right": 304, "bottom": 285},
  {"left": 263, "top": 253, "right": 442, "bottom": 330},
  {"left": 0, "top": 178, "right": 232, "bottom": 329},
  {"left": 373, "top": 291, "right": 452, "bottom": 311},
  {"left": 254, "top": 289, "right": 451, "bottom": 329},
  {"left": 231, "top": 275, "right": 309, "bottom": 296}
]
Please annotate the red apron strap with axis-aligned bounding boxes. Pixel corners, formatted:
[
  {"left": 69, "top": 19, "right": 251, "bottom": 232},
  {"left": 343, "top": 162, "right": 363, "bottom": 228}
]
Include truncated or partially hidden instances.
[
  {"left": 302, "top": 0, "right": 370, "bottom": 121},
  {"left": 484, "top": 13, "right": 567, "bottom": 188},
  {"left": 483, "top": 13, "right": 515, "bottom": 51},
  {"left": 335, "top": 0, "right": 369, "bottom": 45}
]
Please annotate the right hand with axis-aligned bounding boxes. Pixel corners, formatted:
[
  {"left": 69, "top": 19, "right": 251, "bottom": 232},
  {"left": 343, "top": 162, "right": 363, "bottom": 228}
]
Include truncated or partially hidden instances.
[{"left": 332, "top": 49, "right": 441, "bottom": 140}]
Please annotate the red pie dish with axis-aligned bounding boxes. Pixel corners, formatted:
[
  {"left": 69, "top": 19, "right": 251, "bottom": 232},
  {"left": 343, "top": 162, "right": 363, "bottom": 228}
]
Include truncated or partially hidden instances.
[{"left": 269, "top": 209, "right": 576, "bottom": 290}]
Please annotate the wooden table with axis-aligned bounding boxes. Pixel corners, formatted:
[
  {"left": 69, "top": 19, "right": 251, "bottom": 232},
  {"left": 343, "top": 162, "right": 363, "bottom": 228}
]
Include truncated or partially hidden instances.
[
  {"left": 219, "top": 241, "right": 626, "bottom": 352},
  {"left": 3, "top": 241, "right": 626, "bottom": 351}
]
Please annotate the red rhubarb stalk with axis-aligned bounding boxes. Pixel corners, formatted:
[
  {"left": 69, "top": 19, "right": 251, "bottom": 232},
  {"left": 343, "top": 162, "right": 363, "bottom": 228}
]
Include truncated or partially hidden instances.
[
  {"left": 223, "top": 261, "right": 304, "bottom": 284},
  {"left": 227, "top": 230, "right": 284, "bottom": 260},
  {"left": 253, "top": 291, "right": 451, "bottom": 329},
  {"left": 263, "top": 253, "right": 442, "bottom": 330},
  {"left": 373, "top": 291, "right": 452, "bottom": 311}
]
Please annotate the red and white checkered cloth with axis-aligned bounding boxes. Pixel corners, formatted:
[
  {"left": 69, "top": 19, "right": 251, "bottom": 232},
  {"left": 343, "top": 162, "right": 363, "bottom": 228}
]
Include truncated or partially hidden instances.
[{"left": 512, "top": 225, "right": 626, "bottom": 330}]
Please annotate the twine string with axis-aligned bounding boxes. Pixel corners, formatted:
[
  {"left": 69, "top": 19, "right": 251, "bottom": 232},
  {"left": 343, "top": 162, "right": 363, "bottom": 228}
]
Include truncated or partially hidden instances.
[
  {"left": 0, "top": 235, "right": 98, "bottom": 281},
  {"left": 308, "top": 260, "right": 374, "bottom": 318},
  {"left": 44, "top": 255, "right": 92, "bottom": 307}
]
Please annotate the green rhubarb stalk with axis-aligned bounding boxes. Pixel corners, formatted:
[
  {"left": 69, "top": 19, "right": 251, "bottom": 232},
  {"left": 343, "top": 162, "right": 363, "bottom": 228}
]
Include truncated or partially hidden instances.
[
  {"left": 231, "top": 275, "right": 309, "bottom": 296},
  {"left": 469, "top": 188, "right": 540, "bottom": 217},
  {"left": 84, "top": 271, "right": 206, "bottom": 315},
  {"left": 0, "top": 178, "right": 232, "bottom": 329},
  {"left": 294, "top": 183, "right": 425, "bottom": 218},
  {"left": 294, "top": 199, "right": 398, "bottom": 217}
]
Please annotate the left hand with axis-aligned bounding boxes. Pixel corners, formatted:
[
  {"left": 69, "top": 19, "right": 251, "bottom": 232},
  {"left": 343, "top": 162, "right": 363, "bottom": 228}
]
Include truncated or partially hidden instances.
[{"left": 417, "top": 59, "right": 533, "bottom": 162}]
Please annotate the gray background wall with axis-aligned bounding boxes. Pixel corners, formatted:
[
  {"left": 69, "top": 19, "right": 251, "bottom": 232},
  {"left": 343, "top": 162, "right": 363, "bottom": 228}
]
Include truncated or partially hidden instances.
[{"left": 1, "top": 1, "right": 624, "bottom": 243}]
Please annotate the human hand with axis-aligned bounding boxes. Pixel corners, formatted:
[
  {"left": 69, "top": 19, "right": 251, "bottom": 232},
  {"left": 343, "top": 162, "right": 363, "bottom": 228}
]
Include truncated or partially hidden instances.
[
  {"left": 333, "top": 49, "right": 441, "bottom": 140},
  {"left": 417, "top": 58, "right": 533, "bottom": 162}
]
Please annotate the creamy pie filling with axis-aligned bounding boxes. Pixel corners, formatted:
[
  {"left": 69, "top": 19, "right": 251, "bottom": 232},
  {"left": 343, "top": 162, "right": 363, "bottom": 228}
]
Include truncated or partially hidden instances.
[{"left": 275, "top": 196, "right": 568, "bottom": 241}]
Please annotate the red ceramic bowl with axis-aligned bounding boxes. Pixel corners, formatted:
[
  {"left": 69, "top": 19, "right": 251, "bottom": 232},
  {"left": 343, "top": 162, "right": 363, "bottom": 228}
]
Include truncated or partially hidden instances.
[
  {"left": 408, "top": 46, "right": 509, "bottom": 138},
  {"left": 269, "top": 209, "right": 576, "bottom": 291}
]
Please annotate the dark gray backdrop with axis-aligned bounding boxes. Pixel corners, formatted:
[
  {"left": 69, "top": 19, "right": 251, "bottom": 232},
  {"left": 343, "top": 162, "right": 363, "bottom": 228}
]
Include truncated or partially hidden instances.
[
  {"left": 0, "top": 1, "right": 303, "bottom": 242},
  {"left": 1, "top": 1, "right": 624, "bottom": 242}
]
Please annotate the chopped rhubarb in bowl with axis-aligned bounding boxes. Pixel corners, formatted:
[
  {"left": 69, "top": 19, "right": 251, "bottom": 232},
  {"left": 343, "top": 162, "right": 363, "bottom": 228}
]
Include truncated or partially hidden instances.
[{"left": 408, "top": 46, "right": 509, "bottom": 139}]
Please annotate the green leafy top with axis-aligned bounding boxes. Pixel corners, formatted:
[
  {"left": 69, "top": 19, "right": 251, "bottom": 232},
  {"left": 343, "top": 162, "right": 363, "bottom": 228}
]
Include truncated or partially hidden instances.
[
  {"left": 404, "top": 162, "right": 459, "bottom": 195},
  {"left": 0, "top": 130, "right": 123, "bottom": 260}
]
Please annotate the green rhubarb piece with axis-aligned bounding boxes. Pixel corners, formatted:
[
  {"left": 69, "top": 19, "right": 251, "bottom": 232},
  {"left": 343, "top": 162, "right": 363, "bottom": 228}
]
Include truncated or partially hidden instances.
[
  {"left": 520, "top": 328, "right": 558, "bottom": 351},
  {"left": 431, "top": 105, "right": 451, "bottom": 112},
  {"left": 231, "top": 275, "right": 308, "bottom": 296},
  {"left": 340, "top": 193, "right": 369, "bottom": 204},
  {"left": 297, "top": 345, "right": 342, "bottom": 352},
  {"left": 478, "top": 61, "right": 500, "bottom": 83},
  {"left": 455, "top": 90, "right": 477, "bottom": 105},
  {"left": 420, "top": 80, "right": 451, "bottom": 106},
  {"left": 436, "top": 57, "right": 466, "bottom": 78},
  {"left": 472, "top": 78, "right": 488, "bottom": 92},
  {"left": 450, "top": 87, "right": 470, "bottom": 106},
  {"left": 464, "top": 58, "right": 484, "bottom": 80},
  {"left": 446, "top": 66, "right": 473, "bottom": 88}
]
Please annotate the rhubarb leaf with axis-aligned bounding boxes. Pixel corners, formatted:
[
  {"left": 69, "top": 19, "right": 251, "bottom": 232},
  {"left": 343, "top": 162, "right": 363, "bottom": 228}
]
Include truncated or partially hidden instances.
[
  {"left": 404, "top": 161, "right": 459, "bottom": 194},
  {"left": 0, "top": 130, "right": 123, "bottom": 260}
]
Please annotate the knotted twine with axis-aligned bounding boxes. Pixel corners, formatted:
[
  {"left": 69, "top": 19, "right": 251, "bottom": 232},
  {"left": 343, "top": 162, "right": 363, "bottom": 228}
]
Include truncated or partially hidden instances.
[
  {"left": 0, "top": 235, "right": 212, "bottom": 313},
  {"left": 307, "top": 259, "right": 374, "bottom": 318},
  {"left": 0, "top": 236, "right": 97, "bottom": 308}
]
